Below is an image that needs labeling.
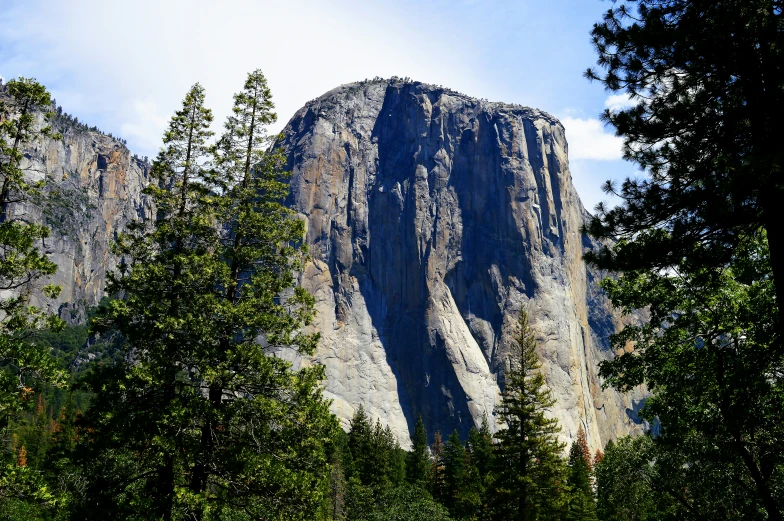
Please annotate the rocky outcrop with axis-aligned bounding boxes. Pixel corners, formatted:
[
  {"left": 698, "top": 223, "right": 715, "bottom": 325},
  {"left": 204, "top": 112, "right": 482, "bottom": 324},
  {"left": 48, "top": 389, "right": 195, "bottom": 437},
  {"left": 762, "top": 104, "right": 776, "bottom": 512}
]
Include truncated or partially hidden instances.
[
  {"left": 9, "top": 111, "right": 151, "bottom": 322},
  {"left": 9, "top": 79, "right": 643, "bottom": 452},
  {"left": 279, "top": 78, "right": 645, "bottom": 451}
]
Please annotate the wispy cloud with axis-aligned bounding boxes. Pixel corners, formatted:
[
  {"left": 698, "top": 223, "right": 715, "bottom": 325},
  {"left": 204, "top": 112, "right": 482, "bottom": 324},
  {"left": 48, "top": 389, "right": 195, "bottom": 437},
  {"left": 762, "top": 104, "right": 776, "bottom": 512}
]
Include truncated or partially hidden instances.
[
  {"left": 560, "top": 116, "right": 624, "bottom": 161},
  {"left": 604, "top": 93, "right": 635, "bottom": 112},
  {"left": 0, "top": 0, "right": 488, "bottom": 158}
]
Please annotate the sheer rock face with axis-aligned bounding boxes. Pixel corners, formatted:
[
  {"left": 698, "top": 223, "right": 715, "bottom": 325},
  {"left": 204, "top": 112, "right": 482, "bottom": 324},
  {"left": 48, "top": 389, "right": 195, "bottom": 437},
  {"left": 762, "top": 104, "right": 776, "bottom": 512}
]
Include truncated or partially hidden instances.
[
  {"left": 10, "top": 80, "right": 643, "bottom": 452},
  {"left": 279, "top": 79, "right": 644, "bottom": 451},
  {"left": 11, "top": 114, "right": 151, "bottom": 323}
]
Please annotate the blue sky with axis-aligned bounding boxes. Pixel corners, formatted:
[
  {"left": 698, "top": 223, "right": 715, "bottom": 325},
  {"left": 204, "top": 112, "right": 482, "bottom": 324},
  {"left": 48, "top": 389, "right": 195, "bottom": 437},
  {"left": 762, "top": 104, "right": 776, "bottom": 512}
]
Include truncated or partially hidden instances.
[{"left": 0, "top": 0, "right": 639, "bottom": 211}]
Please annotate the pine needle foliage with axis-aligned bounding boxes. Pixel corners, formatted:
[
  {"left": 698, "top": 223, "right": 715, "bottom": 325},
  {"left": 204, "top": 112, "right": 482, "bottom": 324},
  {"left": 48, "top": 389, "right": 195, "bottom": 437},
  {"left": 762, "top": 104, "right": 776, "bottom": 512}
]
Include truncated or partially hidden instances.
[
  {"left": 0, "top": 77, "right": 64, "bottom": 509},
  {"left": 76, "top": 73, "right": 336, "bottom": 521},
  {"left": 406, "top": 415, "right": 430, "bottom": 487},
  {"left": 491, "top": 309, "right": 566, "bottom": 521},
  {"left": 566, "top": 427, "right": 597, "bottom": 521}
]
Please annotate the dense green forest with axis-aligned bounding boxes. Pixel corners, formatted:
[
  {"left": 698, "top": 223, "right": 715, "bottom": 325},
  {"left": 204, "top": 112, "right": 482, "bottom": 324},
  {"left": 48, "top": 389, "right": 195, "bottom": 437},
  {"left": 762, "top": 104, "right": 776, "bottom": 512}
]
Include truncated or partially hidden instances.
[{"left": 2, "top": 0, "right": 784, "bottom": 519}]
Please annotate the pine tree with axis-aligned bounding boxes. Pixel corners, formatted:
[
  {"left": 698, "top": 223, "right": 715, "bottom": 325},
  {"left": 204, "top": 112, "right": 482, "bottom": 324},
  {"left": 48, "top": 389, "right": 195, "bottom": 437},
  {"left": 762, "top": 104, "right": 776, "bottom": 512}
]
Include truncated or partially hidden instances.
[
  {"left": 442, "top": 430, "right": 466, "bottom": 515},
  {"left": 491, "top": 309, "right": 567, "bottom": 521},
  {"left": 430, "top": 430, "right": 447, "bottom": 504},
  {"left": 348, "top": 405, "right": 373, "bottom": 485},
  {"left": 406, "top": 414, "right": 430, "bottom": 486},
  {"left": 584, "top": 1, "right": 784, "bottom": 331},
  {"left": 467, "top": 414, "right": 494, "bottom": 519},
  {"left": 77, "top": 74, "right": 336, "bottom": 520},
  {"left": 468, "top": 414, "right": 493, "bottom": 479},
  {"left": 329, "top": 459, "right": 347, "bottom": 521},
  {"left": 0, "top": 77, "right": 64, "bottom": 509},
  {"left": 443, "top": 429, "right": 482, "bottom": 519},
  {"left": 76, "top": 83, "right": 217, "bottom": 520},
  {"left": 565, "top": 427, "right": 597, "bottom": 521}
]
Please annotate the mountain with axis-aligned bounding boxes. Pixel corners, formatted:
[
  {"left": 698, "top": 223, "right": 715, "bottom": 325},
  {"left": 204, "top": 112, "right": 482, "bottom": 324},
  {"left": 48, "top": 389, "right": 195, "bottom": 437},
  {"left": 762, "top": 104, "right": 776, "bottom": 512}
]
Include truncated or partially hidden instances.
[
  {"left": 1, "top": 91, "right": 151, "bottom": 324},
  {"left": 277, "top": 78, "right": 644, "bottom": 451},
  {"left": 9, "top": 79, "right": 643, "bottom": 452}
]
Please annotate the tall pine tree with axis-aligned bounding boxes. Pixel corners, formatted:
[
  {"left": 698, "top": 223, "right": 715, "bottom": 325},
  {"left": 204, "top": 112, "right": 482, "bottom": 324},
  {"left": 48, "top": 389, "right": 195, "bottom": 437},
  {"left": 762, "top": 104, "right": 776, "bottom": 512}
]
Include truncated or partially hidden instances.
[
  {"left": 466, "top": 414, "right": 494, "bottom": 520},
  {"left": 406, "top": 414, "right": 430, "bottom": 486},
  {"left": 491, "top": 309, "right": 566, "bottom": 521},
  {"left": 565, "top": 427, "right": 597, "bottom": 521},
  {"left": 442, "top": 430, "right": 467, "bottom": 517},
  {"left": 0, "top": 77, "right": 64, "bottom": 510},
  {"left": 78, "top": 73, "right": 336, "bottom": 520}
]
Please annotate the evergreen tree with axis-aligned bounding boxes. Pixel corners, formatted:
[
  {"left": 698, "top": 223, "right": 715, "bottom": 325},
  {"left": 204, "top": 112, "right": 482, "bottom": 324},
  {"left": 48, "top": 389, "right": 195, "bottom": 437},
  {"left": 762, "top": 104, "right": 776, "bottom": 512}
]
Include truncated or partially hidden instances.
[
  {"left": 345, "top": 475, "right": 374, "bottom": 521},
  {"left": 467, "top": 414, "right": 493, "bottom": 480},
  {"left": 406, "top": 414, "right": 430, "bottom": 487},
  {"left": 442, "top": 430, "right": 466, "bottom": 516},
  {"left": 75, "top": 82, "right": 217, "bottom": 520},
  {"left": 0, "top": 77, "right": 64, "bottom": 510},
  {"left": 596, "top": 231, "right": 784, "bottom": 520},
  {"left": 585, "top": 5, "right": 784, "bottom": 518},
  {"left": 328, "top": 459, "right": 347, "bottom": 521},
  {"left": 429, "top": 430, "right": 446, "bottom": 505},
  {"left": 565, "top": 427, "right": 597, "bottom": 521},
  {"left": 443, "top": 429, "right": 481, "bottom": 519},
  {"left": 348, "top": 405, "right": 373, "bottom": 485},
  {"left": 584, "top": 0, "right": 784, "bottom": 329},
  {"left": 491, "top": 309, "right": 566, "bottom": 521},
  {"left": 466, "top": 415, "right": 494, "bottom": 520},
  {"left": 76, "top": 74, "right": 336, "bottom": 520}
]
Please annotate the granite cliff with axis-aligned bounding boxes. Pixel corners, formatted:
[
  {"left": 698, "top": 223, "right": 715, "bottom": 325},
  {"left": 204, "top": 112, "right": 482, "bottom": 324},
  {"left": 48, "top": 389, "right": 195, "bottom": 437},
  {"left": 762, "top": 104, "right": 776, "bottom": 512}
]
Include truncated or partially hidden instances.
[
  {"left": 10, "top": 79, "right": 643, "bottom": 452},
  {"left": 2, "top": 92, "right": 152, "bottom": 323},
  {"left": 279, "top": 78, "right": 644, "bottom": 451}
]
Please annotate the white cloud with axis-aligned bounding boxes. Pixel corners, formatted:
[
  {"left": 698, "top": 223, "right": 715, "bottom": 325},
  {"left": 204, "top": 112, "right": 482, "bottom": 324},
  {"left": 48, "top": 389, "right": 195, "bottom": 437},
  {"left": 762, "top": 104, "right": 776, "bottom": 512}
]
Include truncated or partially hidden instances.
[
  {"left": 0, "top": 0, "right": 489, "bottom": 158},
  {"left": 561, "top": 116, "right": 624, "bottom": 161},
  {"left": 120, "top": 100, "right": 170, "bottom": 155},
  {"left": 604, "top": 93, "right": 635, "bottom": 112}
]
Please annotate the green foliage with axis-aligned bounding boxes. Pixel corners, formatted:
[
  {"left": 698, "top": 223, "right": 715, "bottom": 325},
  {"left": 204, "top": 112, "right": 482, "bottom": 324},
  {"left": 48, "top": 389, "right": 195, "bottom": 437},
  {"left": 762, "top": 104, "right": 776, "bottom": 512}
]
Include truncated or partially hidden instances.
[
  {"left": 72, "top": 73, "right": 338, "bottom": 520},
  {"left": 345, "top": 476, "right": 375, "bottom": 521},
  {"left": 565, "top": 427, "right": 597, "bottom": 521},
  {"left": 406, "top": 415, "right": 430, "bottom": 486},
  {"left": 442, "top": 430, "right": 481, "bottom": 519},
  {"left": 0, "top": 77, "right": 65, "bottom": 514},
  {"left": 429, "top": 431, "right": 446, "bottom": 505},
  {"left": 465, "top": 415, "right": 493, "bottom": 520},
  {"left": 347, "top": 406, "right": 406, "bottom": 500},
  {"left": 585, "top": 4, "right": 784, "bottom": 519},
  {"left": 596, "top": 231, "right": 784, "bottom": 520},
  {"left": 594, "top": 436, "right": 676, "bottom": 521},
  {"left": 584, "top": 0, "right": 784, "bottom": 322},
  {"left": 491, "top": 309, "right": 567, "bottom": 521},
  {"left": 367, "top": 486, "right": 453, "bottom": 521},
  {"left": 442, "top": 431, "right": 466, "bottom": 514}
]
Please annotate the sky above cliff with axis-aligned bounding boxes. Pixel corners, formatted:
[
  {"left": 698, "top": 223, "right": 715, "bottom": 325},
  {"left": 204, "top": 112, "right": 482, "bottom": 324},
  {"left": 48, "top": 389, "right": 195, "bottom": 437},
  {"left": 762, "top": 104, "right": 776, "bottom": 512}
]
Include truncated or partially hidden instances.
[{"left": 0, "top": 0, "right": 639, "bottom": 211}]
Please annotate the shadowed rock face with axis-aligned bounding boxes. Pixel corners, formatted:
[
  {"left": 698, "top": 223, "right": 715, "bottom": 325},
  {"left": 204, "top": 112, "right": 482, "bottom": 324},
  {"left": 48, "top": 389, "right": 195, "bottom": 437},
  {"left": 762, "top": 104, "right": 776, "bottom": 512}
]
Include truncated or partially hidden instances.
[{"left": 279, "top": 79, "right": 644, "bottom": 451}]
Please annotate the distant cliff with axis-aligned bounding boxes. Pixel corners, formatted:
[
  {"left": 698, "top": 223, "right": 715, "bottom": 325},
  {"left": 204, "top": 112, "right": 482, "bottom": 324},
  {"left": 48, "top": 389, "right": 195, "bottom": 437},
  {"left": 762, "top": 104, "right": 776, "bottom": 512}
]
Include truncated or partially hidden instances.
[
  {"left": 9, "top": 79, "right": 643, "bottom": 452},
  {"left": 278, "top": 78, "right": 645, "bottom": 451},
  {"left": 3, "top": 90, "right": 152, "bottom": 323}
]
